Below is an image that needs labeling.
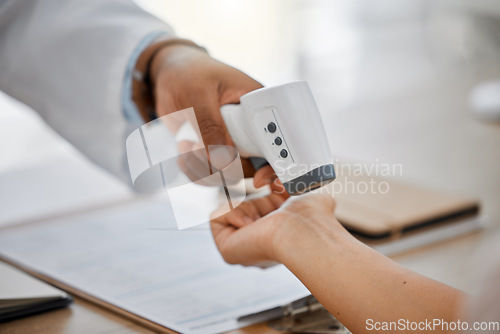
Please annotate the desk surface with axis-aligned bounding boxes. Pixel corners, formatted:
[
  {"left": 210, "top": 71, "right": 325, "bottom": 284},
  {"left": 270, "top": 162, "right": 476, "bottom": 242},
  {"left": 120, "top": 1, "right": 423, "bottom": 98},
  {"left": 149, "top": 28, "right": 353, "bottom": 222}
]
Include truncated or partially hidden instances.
[{"left": 0, "top": 296, "right": 281, "bottom": 334}]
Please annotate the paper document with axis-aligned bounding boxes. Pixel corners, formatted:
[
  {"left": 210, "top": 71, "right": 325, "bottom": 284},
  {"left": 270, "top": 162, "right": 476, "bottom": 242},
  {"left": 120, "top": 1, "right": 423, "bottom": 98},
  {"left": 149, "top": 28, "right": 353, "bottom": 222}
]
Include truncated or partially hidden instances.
[{"left": 0, "top": 199, "right": 309, "bottom": 333}]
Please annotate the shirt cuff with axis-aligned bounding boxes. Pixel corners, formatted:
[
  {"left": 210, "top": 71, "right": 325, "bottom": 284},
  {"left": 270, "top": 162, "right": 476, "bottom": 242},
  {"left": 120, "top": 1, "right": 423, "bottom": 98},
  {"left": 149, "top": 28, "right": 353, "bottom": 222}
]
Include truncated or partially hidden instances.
[{"left": 122, "top": 31, "right": 172, "bottom": 125}]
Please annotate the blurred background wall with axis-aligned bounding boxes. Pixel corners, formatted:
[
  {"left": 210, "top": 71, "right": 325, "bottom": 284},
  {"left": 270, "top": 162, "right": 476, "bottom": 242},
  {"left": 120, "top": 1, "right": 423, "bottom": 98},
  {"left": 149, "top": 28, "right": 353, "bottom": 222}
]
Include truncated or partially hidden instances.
[{"left": 136, "top": 0, "right": 500, "bottom": 107}]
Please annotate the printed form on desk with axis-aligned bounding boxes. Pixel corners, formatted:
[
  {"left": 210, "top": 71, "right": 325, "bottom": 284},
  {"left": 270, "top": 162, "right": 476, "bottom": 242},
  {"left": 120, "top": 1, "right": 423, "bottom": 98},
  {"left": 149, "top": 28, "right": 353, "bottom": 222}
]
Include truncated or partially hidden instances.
[{"left": 0, "top": 199, "right": 309, "bottom": 334}]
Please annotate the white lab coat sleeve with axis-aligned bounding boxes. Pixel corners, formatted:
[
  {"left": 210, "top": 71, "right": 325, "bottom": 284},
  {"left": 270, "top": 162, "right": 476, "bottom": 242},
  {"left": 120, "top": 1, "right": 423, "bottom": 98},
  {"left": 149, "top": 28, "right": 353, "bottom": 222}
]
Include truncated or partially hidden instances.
[{"left": 0, "top": 0, "right": 174, "bottom": 185}]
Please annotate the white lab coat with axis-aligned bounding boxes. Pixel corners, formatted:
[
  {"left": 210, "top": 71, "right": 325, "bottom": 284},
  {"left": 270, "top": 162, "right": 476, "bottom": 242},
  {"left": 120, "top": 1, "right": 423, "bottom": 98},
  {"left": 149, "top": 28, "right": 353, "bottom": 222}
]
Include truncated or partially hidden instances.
[{"left": 0, "top": 0, "right": 173, "bottom": 184}]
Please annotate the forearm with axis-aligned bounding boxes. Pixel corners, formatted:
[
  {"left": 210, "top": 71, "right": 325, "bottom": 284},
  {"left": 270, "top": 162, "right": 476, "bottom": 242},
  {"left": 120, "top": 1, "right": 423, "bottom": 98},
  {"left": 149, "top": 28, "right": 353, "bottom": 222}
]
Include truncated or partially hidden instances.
[{"left": 276, "top": 219, "right": 466, "bottom": 333}]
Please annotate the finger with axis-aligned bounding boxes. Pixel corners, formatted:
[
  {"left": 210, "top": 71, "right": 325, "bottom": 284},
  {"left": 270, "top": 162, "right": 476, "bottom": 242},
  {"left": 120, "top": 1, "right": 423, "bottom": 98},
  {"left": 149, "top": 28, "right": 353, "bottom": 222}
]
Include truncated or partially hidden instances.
[
  {"left": 238, "top": 199, "right": 262, "bottom": 222},
  {"left": 253, "top": 165, "right": 275, "bottom": 188},
  {"left": 207, "top": 145, "right": 238, "bottom": 172},
  {"left": 191, "top": 90, "right": 247, "bottom": 180},
  {"left": 216, "top": 219, "right": 273, "bottom": 265},
  {"left": 229, "top": 208, "right": 254, "bottom": 227},
  {"left": 176, "top": 145, "right": 214, "bottom": 184},
  {"left": 210, "top": 220, "right": 234, "bottom": 246},
  {"left": 269, "top": 178, "right": 289, "bottom": 198},
  {"left": 252, "top": 195, "right": 284, "bottom": 217},
  {"left": 211, "top": 201, "right": 253, "bottom": 229},
  {"left": 191, "top": 89, "right": 231, "bottom": 147},
  {"left": 253, "top": 166, "right": 288, "bottom": 197}
]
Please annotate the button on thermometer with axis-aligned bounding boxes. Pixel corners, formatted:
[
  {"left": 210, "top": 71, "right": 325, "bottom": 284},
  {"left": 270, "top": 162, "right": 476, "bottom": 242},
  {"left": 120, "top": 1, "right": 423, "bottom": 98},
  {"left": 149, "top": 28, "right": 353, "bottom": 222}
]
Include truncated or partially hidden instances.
[
  {"left": 220, "top": 81, "right": 335, "bottom": 195},
  {"left": 267, "top": 122, "right": 277, "bottom": 133}
]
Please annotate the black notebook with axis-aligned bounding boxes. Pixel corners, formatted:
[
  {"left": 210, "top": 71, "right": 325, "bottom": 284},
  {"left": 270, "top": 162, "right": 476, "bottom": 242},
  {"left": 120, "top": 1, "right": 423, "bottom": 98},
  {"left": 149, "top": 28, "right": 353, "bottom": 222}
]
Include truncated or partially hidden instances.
[{"left": 0, "top": 262, "right": 72, "bottom": 322}]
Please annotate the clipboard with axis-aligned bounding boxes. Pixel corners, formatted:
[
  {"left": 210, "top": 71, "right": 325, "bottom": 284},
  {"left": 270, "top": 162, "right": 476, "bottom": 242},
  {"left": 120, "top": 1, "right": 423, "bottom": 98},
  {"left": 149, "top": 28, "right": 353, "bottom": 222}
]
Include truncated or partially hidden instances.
[{"left": 241, "top": 295, "right": 349, "bottom": 333}]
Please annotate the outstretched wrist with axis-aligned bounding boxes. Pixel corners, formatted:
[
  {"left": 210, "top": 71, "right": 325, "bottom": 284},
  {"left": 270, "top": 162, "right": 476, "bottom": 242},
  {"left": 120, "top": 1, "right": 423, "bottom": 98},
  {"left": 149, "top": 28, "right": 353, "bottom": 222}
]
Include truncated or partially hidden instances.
[{"left": 272, "top": 212, "right": 356, "bottom": 269}]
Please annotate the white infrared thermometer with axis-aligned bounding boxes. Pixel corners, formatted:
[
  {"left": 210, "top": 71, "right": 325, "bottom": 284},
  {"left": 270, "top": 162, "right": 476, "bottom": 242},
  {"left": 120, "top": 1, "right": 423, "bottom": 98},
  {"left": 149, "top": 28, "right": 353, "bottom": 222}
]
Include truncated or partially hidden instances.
[{"left": 220, "top": 81, "right": 335, "bottom": 195}]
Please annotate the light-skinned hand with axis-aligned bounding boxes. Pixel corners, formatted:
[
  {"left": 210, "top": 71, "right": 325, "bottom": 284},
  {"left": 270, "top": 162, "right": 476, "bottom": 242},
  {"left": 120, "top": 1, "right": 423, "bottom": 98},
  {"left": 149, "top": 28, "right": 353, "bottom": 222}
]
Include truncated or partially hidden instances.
[{"left": 210, "top": 169, "right": 340, "bottom": 266}]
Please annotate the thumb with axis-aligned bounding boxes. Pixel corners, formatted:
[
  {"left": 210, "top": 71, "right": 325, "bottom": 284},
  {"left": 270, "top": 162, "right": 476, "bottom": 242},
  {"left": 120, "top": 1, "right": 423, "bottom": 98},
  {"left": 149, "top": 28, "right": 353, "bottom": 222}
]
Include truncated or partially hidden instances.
[
  {"left": 253, "top": 165, "right": 276, "bottom": 188},
  {"left": 194, "top": 88, "right": 261, "bottom": 176},
  {"left": 192, "top": 91, "right": 231, "bottom": 147}
]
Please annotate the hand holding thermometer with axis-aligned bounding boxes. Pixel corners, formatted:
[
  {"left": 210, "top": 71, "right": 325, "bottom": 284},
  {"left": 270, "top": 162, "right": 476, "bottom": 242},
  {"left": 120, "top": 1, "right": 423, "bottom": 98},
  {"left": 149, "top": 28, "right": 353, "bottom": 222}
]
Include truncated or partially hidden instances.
[{"left": 220, "top": 81, "right": 335, "bottom": 195}]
